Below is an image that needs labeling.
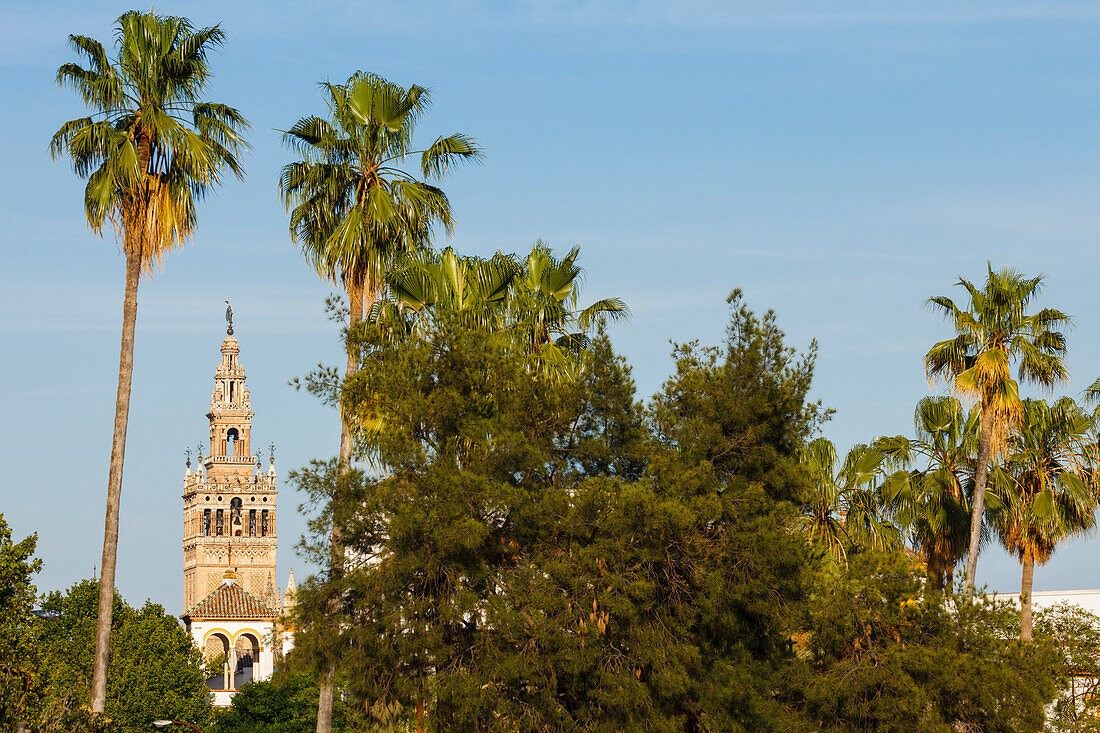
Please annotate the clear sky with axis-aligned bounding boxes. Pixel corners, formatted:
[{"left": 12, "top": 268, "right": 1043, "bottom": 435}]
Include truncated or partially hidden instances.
[{"left": 4, "top": 0, "right": 1100, "bottom": 612}]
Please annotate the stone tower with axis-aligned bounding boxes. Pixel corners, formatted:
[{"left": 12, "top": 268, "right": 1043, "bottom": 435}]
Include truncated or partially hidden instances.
[{"left": 182, "top": 329, "right": 279, "bottom": 612}]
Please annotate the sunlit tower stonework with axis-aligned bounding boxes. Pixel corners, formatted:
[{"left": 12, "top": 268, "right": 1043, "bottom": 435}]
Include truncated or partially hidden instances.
[{"left": 181, "top": 331, "right": 279, "bottom": 611}]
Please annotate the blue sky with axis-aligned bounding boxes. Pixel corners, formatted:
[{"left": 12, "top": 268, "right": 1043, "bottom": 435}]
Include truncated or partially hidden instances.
[{"left": 4, "top": 0, "right": 1100, "bottom": 611}]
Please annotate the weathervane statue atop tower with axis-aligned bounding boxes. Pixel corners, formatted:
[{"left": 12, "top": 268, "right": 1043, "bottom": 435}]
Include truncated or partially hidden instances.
[{"left": 225, "top": 300, "right": 234, "bottom": 336}]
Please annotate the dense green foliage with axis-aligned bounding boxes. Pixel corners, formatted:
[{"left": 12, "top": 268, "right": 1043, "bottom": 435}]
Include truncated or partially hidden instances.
[
  {"left": 280, "top": 291, "right": 1068, "bottom": 731},
  {"left": 216, "top": 670, "right": 363, "bottom": 732},
  {"left": 9, "top": 578, "right": 212, "bottom": 733},
  {"left": 289, "top": 296, "right": 818, "bottom": 730},
  {"left": 793, "top": 551, "right": 1059, "bottom": 732},
  {"left": 0, "top": 514, "right": 43, "bottom": 729},
  {"left": 563, "top": 322, "right": 648, "bottom": 480}
]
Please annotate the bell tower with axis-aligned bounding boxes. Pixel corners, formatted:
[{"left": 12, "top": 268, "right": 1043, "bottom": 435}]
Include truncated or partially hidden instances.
[{"left": 182, "top": 321, "right": 279, "bottom": 612}]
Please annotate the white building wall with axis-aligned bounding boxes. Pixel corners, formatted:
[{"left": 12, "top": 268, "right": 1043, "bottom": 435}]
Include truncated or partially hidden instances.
[{"left": 994, "top": 588, "right": 1100, "bottom": 616}]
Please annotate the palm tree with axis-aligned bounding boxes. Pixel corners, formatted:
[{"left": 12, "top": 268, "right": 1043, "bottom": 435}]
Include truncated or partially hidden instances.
[
  {"left": 281, "top": 72, "right": 483, "bottom": 340},
  {"left": 989, "top": 398, "right": 1099, "bottom": 640},
  {"left": 50, "top": 11, "right": 248, "bottom": 712},
  {"left": 280, "top": 72, "right": 481, "bottom": 733},
  {"left": 507, "top": 241, "right": 628, "bottom": 378},
  {"left": 876, "top": 397, "right": 979, "bottom": 590},
  {"left": 798, "top": 438, "right": 897, "bottom": 565},
  {"left": 925, "top": 265, "right": 1069, "bottom": 597}
]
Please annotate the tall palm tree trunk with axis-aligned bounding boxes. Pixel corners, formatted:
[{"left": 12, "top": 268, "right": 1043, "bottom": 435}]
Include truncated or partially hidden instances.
[
  {"left": 90, "top": 246, "right": 141, "bottom": 712},
  {"left": 1020, "top": 551, "right": 1035, "bottom": 641},
  {"left": 963, "top": 408, "right": 995, "bottom": 598},
  {"left": 316, "top": 283, "right": 365, "bottom": 733}
]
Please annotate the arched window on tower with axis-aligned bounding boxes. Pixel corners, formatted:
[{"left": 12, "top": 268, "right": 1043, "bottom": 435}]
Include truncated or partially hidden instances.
[
  {"left": 203, "top": 509, "right": 211, "bottom": 536},
  {"left": 226, "top": 428, "right": 239, "bottom": 457},
  {"left": 231, "top": 498, "right": 243, "bottom": 536},
  {"left": 249, "top": 509, "right": 256, "bottom": 537},
  {"left": 216, "top": 509, "right": 224, "bottom": 536},
  {"left": 261, "top": 510, "right": 269, "bottom": 537}
]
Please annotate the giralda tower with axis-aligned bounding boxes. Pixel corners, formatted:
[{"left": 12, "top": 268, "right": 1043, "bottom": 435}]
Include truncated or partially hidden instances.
[{"left": 181, "top": 324, "right": 279, "bottom": 612}]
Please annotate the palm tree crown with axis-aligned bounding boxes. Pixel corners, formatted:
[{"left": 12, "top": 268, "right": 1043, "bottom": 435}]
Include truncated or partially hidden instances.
[
  {"left": 993, "top": 398, "right": 1097, "bottom": 567},
  {"left": 50, "top": 10, "right": 249, "bottom": 264},
  {"left": 926, "top": 265, "right": 1069, "bottom": 442},
  {"left": 798, "top": 438, "right": 897, "bottom": 566},
  {"left": 877, "top": 396, "right": 979, "bottom": 590},
  {"left": 509, "top": 241, "right": 629, "bottom": 373},
  {"left": 281, "top": 71, "right": 483, "bottom": 308},
  {"left": 989, "top": 397, "right": 1099, "bottom": 639},
  {"left": 382, "top": 246, "right": 519, "bottom": 335},
  {"left": 379, "top": 241, "right": 628, "bottom": 377}
]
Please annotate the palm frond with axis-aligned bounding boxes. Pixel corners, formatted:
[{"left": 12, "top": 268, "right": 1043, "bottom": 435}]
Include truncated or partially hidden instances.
[{"left": 420, "top": 133, "right": 485, "bottom": 179}]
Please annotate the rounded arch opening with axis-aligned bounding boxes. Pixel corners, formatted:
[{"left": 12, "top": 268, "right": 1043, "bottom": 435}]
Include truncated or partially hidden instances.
[
  {"left": 226, "top": 428, "right": 239, "bottom": 457},
  {"left": 203, "top": 630, "right": 231, "bottom": 656},
  {"left": 202, "top": 630, "right": 233, "bottom": 690},
  {"left": 234, "top": 631, "right": 261, "bottom": 674},
  {"left": 230, "top": 498, "right": 243, "bottom": 536}
]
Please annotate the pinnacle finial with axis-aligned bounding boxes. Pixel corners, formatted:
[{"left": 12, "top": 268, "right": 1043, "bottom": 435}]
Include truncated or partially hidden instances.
[
  {"left": 185, "top": 447, "right": 192, "bottom": 469},
  {"left": 269, "top": 443, "right": 276, "bottom": 465},
  {"left": 225, "top": 300, "right": 234, "bottom": 336}
]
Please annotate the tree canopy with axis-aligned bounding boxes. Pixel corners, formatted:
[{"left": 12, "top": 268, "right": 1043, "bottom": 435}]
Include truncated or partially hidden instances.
[
  {"left": 792, "top": 550, "right": 1060, "bottom": 733},
  {"left": 25, "top": 579, "right": 211, "bottom": 733},
  {"left": 279, "top": 289, "right": 1067, "bottom": 731}
]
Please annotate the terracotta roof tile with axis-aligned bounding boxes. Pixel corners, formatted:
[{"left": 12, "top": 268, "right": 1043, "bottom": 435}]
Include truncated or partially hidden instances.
[{"left": 183, "top": 581, "right": 277, "bottom": 620}]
